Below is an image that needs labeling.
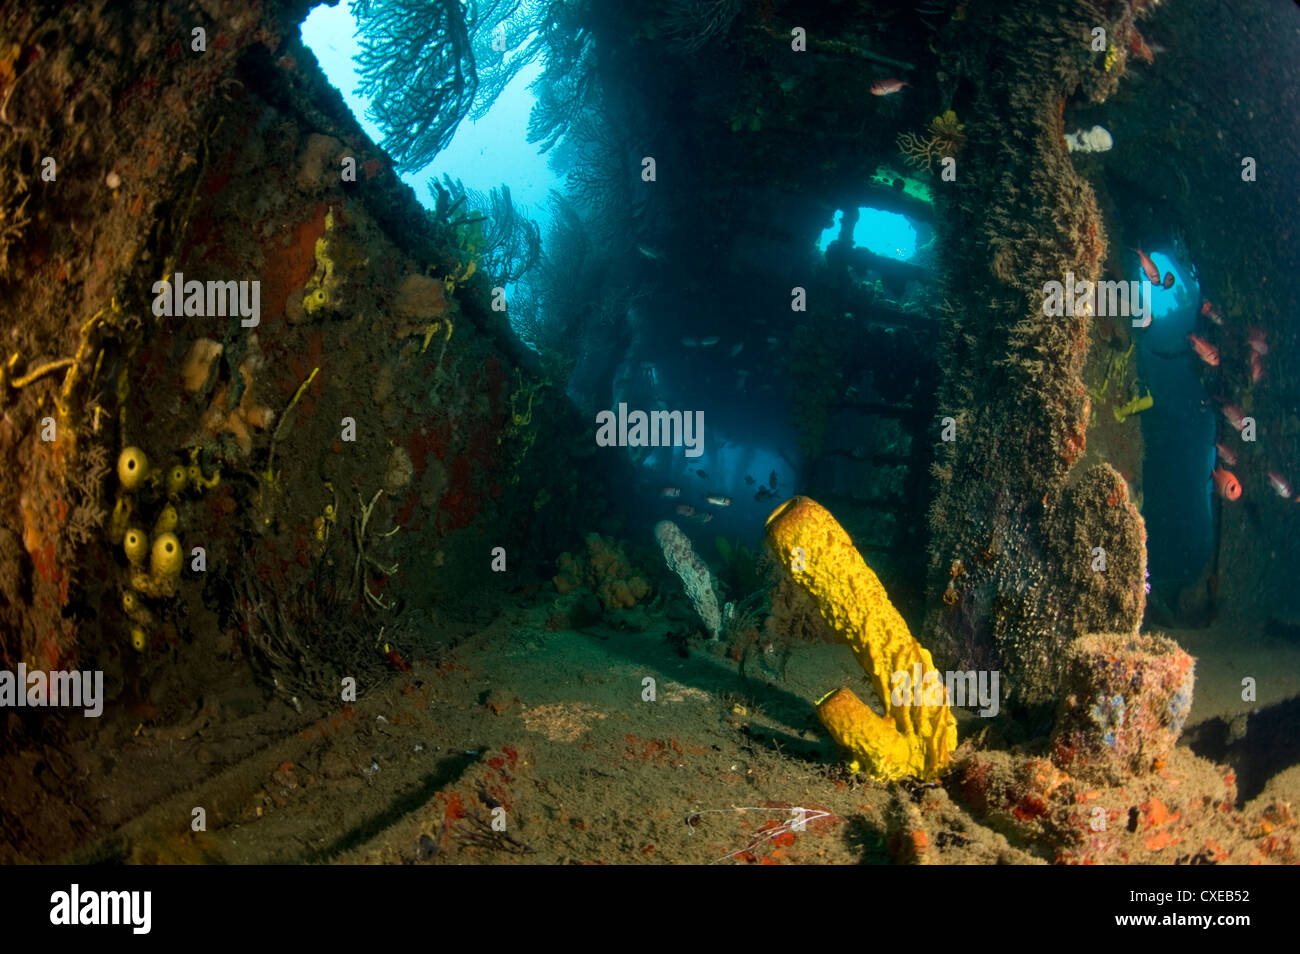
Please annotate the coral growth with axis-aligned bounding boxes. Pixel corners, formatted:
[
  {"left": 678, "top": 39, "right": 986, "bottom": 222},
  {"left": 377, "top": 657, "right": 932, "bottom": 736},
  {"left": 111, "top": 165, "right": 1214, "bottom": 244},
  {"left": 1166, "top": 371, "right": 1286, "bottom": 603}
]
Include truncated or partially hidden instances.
[
  {"left": 193, "top": 335, "right": 274, "bottom": 458},
  {"left": 919, "top": 0, "right": 1148, "bottom": 703},
  {"left": 1051, "top": 632, "right": 1194, "bottom": 785},
  {"left": 553, "top": 532, "right": 651, "bottom": 611},
  {"left": 950, "top": 742, "right": 1292, "bottom": 864}
]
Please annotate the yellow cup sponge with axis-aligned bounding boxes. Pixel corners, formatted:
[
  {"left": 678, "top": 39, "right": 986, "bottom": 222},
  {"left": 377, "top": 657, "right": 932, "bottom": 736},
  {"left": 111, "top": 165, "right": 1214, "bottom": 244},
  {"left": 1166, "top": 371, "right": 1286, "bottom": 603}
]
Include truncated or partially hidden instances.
[
  {"left": 150, "top": 532, "right": 183, "bottom": 580},
  {"left": 166, "top": 464, "right": 188, "bottom": 497},
  {"left": 154, "top": 504, "right": 179, "bottom": 536},
  {"left": 121, "top": 589, "right": 153, "bottom": 627},
  {"left": 118, "top": 446, "right": 150, "bottom": 491},
  {"left": 123, "top": 527, "right": 149, "bottom": 565},
  {"left": 765, "top": 496, "right": 957, "bottom": 781}
]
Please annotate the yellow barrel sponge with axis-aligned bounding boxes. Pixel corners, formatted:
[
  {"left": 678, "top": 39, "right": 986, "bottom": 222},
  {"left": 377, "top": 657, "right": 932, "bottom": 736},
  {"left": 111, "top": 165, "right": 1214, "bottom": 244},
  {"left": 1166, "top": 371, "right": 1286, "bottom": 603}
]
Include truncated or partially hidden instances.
[
  {"left": 150, "top": 532, "right": 183, "bottom": 580},
  {"left": 118, "top": 446, "right": 150, "bottom": 491},
  {"left": 765, "top": 496, "right": 957, "bottom": 781}
]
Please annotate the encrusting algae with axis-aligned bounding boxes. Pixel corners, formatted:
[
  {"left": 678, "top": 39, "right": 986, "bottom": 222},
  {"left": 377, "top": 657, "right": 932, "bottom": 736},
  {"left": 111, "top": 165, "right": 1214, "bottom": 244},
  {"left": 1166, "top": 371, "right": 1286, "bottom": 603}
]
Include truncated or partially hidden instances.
[{"left": 765, "top": 496, "right": 956, "bottom": 781}]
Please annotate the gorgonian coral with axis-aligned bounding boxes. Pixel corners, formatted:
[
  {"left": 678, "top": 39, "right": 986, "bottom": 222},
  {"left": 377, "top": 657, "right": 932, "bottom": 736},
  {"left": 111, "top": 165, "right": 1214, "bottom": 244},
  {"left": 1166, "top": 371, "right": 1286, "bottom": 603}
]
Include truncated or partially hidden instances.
[{"left": 352, "top": 0, "right": 597, "bottom": 170}]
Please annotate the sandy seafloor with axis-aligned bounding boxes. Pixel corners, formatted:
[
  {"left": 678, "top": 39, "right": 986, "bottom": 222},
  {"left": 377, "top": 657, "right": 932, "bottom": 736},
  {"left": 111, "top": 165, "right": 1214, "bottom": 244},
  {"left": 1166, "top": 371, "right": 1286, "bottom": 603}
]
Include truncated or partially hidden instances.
[{"left": 7, "top": 601, "right": 1298, "bottom": 865}]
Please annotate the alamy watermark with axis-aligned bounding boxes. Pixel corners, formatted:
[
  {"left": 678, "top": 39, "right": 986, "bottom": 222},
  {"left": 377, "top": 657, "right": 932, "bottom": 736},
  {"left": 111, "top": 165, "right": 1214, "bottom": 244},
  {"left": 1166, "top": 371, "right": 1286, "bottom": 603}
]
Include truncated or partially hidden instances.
[
  {"left": 1042, "top": 272, "right": 1153, "bottom": 328},
  {"left": 891, "top": 664, "right": 1000, "bottom": 717},
  {"left": 151, "top": 272, "right": 260, "bottom": 327},
  {"left": 595, "top": 402, "right": 704, "bottom": 458},
  {"left": 50, "top": 884, "right": 150, "bottom": 934},
  {"left": 0, "top": 665, "right": 103, "bottom": 717}
]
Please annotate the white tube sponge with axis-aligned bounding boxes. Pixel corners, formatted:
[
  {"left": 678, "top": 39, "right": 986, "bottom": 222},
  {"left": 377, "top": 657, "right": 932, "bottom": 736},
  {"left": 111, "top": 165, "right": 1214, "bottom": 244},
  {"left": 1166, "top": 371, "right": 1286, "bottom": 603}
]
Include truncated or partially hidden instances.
[
  {"left": 1065, "top": 125, "right": 1113, "bottom": 154},
  {"left": 654, "top": 520, "right": 722, "bottom": 638}
]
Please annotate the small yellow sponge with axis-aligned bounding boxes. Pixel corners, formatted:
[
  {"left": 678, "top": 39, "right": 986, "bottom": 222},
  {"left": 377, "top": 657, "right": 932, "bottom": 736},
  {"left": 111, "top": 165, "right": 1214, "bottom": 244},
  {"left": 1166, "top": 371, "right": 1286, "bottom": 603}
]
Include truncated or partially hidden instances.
[
  {"left": 765, "top": 496, "right": 957, "bottom": 781},
  {"left": 150, "top": 532, "right": 183, "bottom": 580},
  {"left": 117, "top": 447, "right": 149, "bottom": 491}
]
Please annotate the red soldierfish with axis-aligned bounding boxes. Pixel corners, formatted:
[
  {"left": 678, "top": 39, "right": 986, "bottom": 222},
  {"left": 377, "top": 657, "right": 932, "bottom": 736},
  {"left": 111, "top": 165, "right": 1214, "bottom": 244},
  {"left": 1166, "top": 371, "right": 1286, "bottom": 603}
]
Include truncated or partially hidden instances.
[
  {"left": 1268, "top": 471, "right": 1293, "bottom": 499},
  {"left": 870, "top": 78, "right": 910, "bottom": 96},
  {"left": 1162, "top": 272, "right": 1176, "bottom": 289},
  {"left": 1247, "top": 327, "right": 1269, "bottom": 355},
  {"left": 1250, "top": 351, "right": 1264, "bottom": 384},
  {"left": 1215, "top": 442, "right": 1238, "bottom": 467},
  {"left": 1134, "top": 248, "right": 1161, "bottom": 284},
  {"left": 1200, "top": 301, "right": 1225, "bottom": 326},
  {"left": 1221, "top": 402, "right": 1247, "bottom": 431},
  {"left": 1129, "top": 31, "right": 1155, "bottom": 64},
  {"left": 1212, "top": 467, "right": 1242, "bottom": 501},
  {"left": 1186, "top": 334, "right": 1219, "bottom": 366}
]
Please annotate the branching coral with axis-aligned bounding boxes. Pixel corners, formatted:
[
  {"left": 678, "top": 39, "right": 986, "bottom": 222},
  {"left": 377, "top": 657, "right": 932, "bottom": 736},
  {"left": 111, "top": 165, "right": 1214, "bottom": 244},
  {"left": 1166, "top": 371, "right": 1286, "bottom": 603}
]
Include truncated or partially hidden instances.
[
  {"left": 0, "top": 190, "right": 30, "bottom": 278},
  {"left": 476, "top": 185, "right": 541, "bottom": 284},
  {"left": 654, "top": 0, "right": 743, "bottom": 54},
  {"left": 511, "top": 193, "right": 638, "bottom": 385},
  {"left": 353, "top": 489, "right": 401, "bottom": 611},
  {"left": 352, "top": 0, "right": 479, "bottom": 171},
  {"left": 354, "top": 0, "right": 588, "bottom": 170},
  {"left": 432, "top": 179, "right": 540, "bottom": 285},
  {"left": 525, "top": 3, "right": 598, "bottom": 154}
]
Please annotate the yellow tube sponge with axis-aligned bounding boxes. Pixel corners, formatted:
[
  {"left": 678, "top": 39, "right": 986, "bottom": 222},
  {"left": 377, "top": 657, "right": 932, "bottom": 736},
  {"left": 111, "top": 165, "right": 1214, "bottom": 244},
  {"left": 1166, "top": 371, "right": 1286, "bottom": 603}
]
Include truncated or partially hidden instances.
[
  {"left": 765, "top": 496, "right": 957, "bottom": 781},
  {"left": 1113, "top": 389, "right": 1153, "bottom": 423}
]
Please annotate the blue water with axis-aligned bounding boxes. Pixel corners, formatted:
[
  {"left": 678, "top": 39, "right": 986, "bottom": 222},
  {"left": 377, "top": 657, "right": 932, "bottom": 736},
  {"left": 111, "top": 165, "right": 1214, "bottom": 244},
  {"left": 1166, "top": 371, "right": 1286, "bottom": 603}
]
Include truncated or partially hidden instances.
[
  {"left": 817, "top": 207, "right": 917, "bottom": 260},
  {"left": 301, "top": 5, "right": 558, "bottom": 223},
  {"left": 1133, "top": 250, "right": 1216, "bottom": 584}
]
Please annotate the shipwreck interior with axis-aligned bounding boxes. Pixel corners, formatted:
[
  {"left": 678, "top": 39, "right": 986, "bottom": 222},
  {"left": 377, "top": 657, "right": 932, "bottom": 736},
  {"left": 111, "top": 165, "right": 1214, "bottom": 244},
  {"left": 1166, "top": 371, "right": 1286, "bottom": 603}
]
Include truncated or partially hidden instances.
[{"left": 1, "top": 0, "right": 1298, "bottom": 867}]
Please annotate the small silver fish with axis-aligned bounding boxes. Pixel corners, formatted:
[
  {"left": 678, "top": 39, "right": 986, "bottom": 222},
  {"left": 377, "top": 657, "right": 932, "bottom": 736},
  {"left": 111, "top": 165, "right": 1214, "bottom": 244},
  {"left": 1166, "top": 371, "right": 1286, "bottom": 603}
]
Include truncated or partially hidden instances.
[
  {"left": 681, "top": 337, "right": 698, "bottom": 347},
  {"left": 729, "top": 343, "right": 743, "bottom": 357},
  {"left": 701, "top": 336, "right": 720, "bottom": 347}
]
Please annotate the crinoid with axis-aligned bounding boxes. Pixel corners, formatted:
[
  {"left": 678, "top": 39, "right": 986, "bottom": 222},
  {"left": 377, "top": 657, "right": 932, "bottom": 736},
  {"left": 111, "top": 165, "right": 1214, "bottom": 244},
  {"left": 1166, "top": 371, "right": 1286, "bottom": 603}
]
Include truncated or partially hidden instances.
[{"left": 897, "top": 110, "right": 967, "bottom": 173}]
